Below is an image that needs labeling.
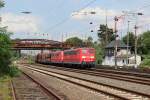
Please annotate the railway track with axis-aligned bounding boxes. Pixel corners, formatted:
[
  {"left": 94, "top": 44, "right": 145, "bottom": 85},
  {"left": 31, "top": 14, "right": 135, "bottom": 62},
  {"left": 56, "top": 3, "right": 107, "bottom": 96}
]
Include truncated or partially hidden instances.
[
  {"left": 33, "top": 64, "right": 150, "bottom": 86},
  {"left": 11, "top": 80, "right": 17, "bottom": 100},
  {"left": 92, "top": 67, "right": 150, "bottom": 78},
  {"left": 11, "top": 71, "right": 65, "bottom": 100},
  {"left": 21, "top": 64, "right": 150, "bottom": 100}
]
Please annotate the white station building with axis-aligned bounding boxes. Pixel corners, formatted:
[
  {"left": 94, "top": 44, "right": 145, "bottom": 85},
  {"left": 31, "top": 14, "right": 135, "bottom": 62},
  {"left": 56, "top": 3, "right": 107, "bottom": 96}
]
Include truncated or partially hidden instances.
[{"left": 102, "top": 40, "right": 141, "bottom": 67}]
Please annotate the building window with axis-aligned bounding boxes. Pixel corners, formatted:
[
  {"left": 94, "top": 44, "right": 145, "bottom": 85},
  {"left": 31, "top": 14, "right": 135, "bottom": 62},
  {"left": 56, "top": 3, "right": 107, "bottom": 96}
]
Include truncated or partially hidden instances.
[
  {"left": 122, "top": 59, "right": 124, "bottom": 63},
  {"left": 117, "top": 49, "right": 120, "bottom": 52}
]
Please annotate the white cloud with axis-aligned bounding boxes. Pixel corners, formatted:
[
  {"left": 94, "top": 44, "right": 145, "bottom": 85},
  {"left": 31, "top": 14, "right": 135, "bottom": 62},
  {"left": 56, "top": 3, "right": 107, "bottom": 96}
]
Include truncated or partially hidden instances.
[
  {"left": 1, "top": 13, "right": 40, "bottom": 33},
  {"left": 71, "top": 7, "right": 121, "bottom": 20}
]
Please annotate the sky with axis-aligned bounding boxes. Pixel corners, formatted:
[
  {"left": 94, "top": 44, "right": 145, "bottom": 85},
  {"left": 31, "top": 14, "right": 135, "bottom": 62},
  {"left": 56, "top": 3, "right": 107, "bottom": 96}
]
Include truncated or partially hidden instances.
[{"left": 1, "top": 0, "right": 150, "bottom": 41}]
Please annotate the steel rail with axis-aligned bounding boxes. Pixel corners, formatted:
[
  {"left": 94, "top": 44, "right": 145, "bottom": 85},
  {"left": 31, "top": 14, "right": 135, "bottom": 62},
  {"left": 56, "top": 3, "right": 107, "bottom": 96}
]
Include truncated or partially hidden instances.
[
  {"left": 92, "top": 67, "right": 150, "bottom": 78},
  {"left": 21, "top": 71, "right": 65, "bottom": 100},
  {"left": 23, "top": 65, "right": 150, "bottom": 99},
  {"left": 11, "top": 80, "right": 17, "bottom": 100},
  {"left": 34, "top": 63, "right": 150, "bottom": 78},
  {"left": 33, "top": 64, "right": 150, "bottom": 85},
  {"left": 50, "top": 66, "right": 150, "bottom": 85}
]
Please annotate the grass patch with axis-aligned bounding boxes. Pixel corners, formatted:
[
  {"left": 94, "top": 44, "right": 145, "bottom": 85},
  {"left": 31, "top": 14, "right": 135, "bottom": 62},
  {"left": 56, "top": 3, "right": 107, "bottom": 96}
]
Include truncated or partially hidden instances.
[
  {"left": 0, "top": 76, "right": 12, "bottom": 100},
  {"left": 27, "top": 56, "right": 35, "bottom": 64},
  {"left": 0, "top": 65, "right": 21, "bottom": 100}
]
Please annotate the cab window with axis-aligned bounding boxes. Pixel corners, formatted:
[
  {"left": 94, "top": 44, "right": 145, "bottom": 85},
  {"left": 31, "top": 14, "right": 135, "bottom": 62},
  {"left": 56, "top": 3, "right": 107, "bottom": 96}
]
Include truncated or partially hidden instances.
[
  {"left": 89, "top": 49, "right": 94, "bottom": 53},
  {"left": 82, "top": 49, "right": 87, "bottom": 54}
]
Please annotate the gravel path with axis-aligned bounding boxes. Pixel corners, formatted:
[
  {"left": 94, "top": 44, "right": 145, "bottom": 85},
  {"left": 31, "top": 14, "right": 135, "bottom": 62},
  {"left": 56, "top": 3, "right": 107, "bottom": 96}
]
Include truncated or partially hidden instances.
[
  {"left": 12, "top": 74, "right": 56, "bottom": 100},
  {"left": 22, "top": 67, "right": 115, "bottom": 100},
  {"left": 29, "top": 64, "right": 150, "bottom": 96}
]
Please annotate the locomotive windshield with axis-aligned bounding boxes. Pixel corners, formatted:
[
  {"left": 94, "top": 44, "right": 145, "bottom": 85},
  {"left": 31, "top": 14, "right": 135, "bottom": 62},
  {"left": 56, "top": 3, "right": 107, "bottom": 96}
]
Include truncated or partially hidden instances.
[
  {"left": 82, "top": 49, "right": 94, "bottom": 54},
  {"left": 89, "top": 49, "right": 94, "bottom": 53},
  {"left": 82, "top": 49, "right": 87, "bottom": 54}
]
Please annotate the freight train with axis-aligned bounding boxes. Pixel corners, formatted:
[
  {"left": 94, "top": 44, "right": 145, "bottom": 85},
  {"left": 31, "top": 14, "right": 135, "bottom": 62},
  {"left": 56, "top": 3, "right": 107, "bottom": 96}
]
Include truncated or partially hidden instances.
[{"left": 36, "top": 48, "right": 95, "bottom": 68}]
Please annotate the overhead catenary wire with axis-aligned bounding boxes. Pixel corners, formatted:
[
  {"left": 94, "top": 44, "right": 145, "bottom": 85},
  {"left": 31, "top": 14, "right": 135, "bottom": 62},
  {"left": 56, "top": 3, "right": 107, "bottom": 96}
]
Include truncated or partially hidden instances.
[
  {"left": 47, "top": 0, "right": 66, "bottom": 18},
  {"left": 43, "top": 0, "right": 97, "bottom": 33},
  {"left": 73, "top": 0, "right": 97, "bottom": 13},
  {"left": 113, "top": 1, "right": 150, "bottom": 36},
  {"left": 135, "top": 2, "right": 150, "bottom": 12},
  {"left": 43, "top": 0, "right": 150, "bottom": 40}
]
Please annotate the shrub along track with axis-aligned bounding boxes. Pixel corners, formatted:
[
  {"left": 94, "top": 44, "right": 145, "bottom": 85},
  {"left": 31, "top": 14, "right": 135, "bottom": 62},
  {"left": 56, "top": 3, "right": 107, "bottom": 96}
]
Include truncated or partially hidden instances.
[{"left": 20, "top": 64, "right": 150, "bottom": 100}]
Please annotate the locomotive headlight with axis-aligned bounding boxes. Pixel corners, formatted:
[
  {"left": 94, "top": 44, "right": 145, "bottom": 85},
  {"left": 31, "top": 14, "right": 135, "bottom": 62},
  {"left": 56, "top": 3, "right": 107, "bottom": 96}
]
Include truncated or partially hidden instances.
[
  {"left": 82, "top": 56, "right": 86, "bottom": 58},
  {"left": 90, "top": 56, "right": 94, "bottom": 59}
]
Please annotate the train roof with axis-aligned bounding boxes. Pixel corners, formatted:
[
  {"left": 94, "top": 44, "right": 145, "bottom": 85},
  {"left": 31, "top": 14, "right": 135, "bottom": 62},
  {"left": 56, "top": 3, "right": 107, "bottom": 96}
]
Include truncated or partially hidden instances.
[{"left": 64, "top": 47, "right": 95, "bottom": 51}]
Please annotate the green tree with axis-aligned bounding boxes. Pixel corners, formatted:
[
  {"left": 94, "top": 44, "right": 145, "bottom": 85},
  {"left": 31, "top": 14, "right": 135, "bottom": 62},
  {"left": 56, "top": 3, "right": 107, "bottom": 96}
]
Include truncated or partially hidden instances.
[
  {"left": 0, "top": 27, "right": 12, "bottom": 75},
  {"left": 140, "top": 31, "right": 150, "bottom": 54},
  {"left": 140, "top": 55, "right": 150, "bottom": 68},
  {"left": 96, "top": 25, "right": 115, "bottom": 65},
  {"left": 84, "top": 36, "right": 93, "bottom": 47},
  {"left": 65, "top": 37, "right": 83, "bottom": 47},
  {"left": 122, "top": 32, "right": 135, "bottom": 52},
  {"left": 87, "top": 36, "right": 93, "bottom": 42},
  {"left": 0, "top": 1, "right": 20, "bottom": 77},
  {"left": 93, "top": 43, "right": 104, "bottom": 64},
  {"left": 0, "top": 1, "right": 12, "bottom": 76},
  {"left": 97, "top": 24, "right": 115, "bottom": 47},
  {"left": 128, "top": 31, "right": 150, "bottom": 67},
  {"left": 0, "top": 0, "right": 4, "bottom": 8}
]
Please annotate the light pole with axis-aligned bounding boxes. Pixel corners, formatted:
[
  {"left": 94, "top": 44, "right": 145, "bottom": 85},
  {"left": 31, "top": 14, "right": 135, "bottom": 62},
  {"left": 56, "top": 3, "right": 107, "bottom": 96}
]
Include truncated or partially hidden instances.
[
  {"left": 134, "top": 25, "right": 138, "bottom": 68},
  {"left": 114, "top": 16, "right": 119, "bottom": 68},
  {"left": 126, "top": 21, "right": 130, "bottom": 66},
  {"left": 105, "top": 9, "right": 108, "bottom": 46},
  {"left": 113, "top": 15, "right": 125, "bottom": 68},
  {"left": 134, "top": 12, "right": 143, "bottom": 68}
]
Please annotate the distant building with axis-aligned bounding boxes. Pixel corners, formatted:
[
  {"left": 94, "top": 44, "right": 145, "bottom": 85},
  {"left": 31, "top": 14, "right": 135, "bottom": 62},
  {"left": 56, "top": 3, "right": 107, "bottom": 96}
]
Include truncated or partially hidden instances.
[{"left": 102, "top": 40, "right": 141, "bottom": 67}]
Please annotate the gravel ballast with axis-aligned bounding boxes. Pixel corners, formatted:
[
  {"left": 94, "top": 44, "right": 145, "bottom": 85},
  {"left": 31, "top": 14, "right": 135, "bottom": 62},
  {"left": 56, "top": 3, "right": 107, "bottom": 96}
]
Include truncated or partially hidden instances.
[
  {"left": 21, "top": 67, "right": 115, "bottom": 100},
  {"left": 12, "top": 74, "right": 56, "bottom": 100},
  {"left": 28, "top": 64, "right": 150, "bottom": 96}
]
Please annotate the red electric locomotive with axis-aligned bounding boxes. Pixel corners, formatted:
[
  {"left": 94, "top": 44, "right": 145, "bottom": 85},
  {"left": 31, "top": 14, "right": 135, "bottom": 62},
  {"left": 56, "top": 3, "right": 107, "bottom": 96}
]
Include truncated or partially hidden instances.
[
  {"left": 63, "top": 48, "right": 95, "bottom": 68},
  {"left": 36, "top": 48, "right": 95, "bottom": 68}
]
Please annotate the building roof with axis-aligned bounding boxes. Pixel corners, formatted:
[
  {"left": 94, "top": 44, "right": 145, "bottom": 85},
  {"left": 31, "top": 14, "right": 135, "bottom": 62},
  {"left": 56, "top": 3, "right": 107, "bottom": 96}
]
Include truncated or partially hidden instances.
[
  {"left": 105, "top": 40, "right": 130, "bottom": 49},
  {"left": 116, "top": 54, "right": 134, "bottom": 59}
]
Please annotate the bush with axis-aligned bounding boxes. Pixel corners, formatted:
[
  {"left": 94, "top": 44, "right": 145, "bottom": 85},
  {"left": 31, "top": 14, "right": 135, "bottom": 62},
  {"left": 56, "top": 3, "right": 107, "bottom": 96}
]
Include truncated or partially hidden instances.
[
  {"left": 140, "top": 55, "right": 150, "bottom": 68},
  {"left": 28, "top": 56, "right": 35, "bottom": 64},
  {"left": 8, "top": 65, "right": 21, "bottom": 77},
  {"left": 94, "top": 44, "right": 104, "bottom": 64},
  {"left": 141, "top": 59, "right": 150, "bottom": 68}
]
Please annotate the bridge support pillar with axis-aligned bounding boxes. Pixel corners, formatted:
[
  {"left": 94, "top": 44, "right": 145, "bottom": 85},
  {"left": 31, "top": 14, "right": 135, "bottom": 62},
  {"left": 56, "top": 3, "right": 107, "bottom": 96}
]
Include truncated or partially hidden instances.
[
  {"left": 14, "top": 50, "right": 21, "bottom": 57},
  {"left": 18, "top": 50, "right": 21, "bottom": 57},
  {"left": 16, "top": 50, "right": 21, "bottom": 57},
  {"left": 41, "top": 49, "right": 44, "bottom": 53}
]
